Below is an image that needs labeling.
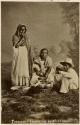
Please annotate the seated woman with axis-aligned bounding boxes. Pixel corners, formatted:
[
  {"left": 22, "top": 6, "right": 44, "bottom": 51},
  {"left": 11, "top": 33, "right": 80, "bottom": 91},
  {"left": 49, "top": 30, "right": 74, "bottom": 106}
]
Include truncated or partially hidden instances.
[
  {"left": 30, "top": 48, "right": 55, "bottom": 88},
  {"left": 55, "top": 58, "right": 79, "bottom": 93}
]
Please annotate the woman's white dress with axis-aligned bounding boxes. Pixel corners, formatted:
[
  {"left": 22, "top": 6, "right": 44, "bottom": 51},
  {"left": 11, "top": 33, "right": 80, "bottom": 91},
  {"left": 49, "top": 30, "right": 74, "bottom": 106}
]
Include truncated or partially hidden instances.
[{"left": 11, "top": 35, "right": 29, "bottom": 86}]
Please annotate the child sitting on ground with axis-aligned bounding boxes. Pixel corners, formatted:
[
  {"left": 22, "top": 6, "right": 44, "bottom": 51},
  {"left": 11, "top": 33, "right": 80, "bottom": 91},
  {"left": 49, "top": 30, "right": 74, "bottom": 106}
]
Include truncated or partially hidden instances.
[{"left": 30, "top": 48, "right": 55, "bottom": 88}]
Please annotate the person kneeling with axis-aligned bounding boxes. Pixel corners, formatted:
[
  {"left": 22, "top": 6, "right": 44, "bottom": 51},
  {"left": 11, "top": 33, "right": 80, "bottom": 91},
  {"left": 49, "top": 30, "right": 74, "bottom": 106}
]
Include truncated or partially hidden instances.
[{"left": 55, "top": 58, "right": 79, "bottom": 93}]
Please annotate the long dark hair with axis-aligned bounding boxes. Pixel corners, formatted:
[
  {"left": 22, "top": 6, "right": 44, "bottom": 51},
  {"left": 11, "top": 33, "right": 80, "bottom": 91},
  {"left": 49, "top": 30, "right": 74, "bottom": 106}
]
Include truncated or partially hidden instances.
[{"left": 15, "top": 24, "right": 27, "bottom": 37}]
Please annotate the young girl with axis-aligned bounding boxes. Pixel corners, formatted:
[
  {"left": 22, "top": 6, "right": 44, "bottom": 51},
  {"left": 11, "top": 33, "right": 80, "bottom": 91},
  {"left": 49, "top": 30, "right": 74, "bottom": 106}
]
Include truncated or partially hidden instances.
[{"left": 11, "top": 24, "right": 31, "bottom": 89}]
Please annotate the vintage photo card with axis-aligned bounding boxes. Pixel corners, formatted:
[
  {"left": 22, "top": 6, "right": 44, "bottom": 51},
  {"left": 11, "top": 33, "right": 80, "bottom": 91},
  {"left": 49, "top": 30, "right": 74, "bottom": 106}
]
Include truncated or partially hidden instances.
[{"left": 1, "top": 1, "right": 79, "bottom": 124}]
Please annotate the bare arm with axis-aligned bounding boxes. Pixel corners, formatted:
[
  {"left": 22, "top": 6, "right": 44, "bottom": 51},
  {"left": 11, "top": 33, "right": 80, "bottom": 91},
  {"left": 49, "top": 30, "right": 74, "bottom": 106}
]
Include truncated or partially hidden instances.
[
  {"left": 15, "top": 36, "right": 25, "bottom": 47},
  {"left": 45, "top": 67, "right": 51, "bottom": 78},
  {"left": 12, "top": 35, "right": 24, "bottom": 47},
  {"left": 45, "top": 57, "right": 53, "bottom": 78}
]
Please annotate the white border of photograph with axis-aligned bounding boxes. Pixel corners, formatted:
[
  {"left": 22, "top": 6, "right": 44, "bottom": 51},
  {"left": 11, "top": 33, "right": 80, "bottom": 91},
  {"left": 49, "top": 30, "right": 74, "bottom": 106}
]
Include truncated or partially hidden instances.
[{"left": 0, "top": 0, "right": 79, "bottom": 125}]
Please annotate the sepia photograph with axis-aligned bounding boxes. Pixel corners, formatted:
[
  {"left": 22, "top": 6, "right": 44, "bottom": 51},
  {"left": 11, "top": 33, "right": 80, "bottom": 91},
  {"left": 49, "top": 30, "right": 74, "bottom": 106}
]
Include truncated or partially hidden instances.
[{"left": 1, "top": 1, "right": 79, "bottom": 124}]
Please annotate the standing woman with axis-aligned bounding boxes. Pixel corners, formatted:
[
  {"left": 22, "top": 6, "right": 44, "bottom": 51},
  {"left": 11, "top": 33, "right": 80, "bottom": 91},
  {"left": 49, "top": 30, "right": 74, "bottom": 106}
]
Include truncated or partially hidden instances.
[{"left": 11, "top": 24, "right": 31, "bottom": 89}]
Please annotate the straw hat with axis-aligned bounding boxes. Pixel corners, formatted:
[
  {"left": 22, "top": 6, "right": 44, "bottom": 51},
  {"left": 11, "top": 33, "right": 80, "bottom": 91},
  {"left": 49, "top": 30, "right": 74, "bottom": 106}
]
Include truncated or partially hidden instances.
[{"left": 60, "top": 58, "right": 74, "bottom": 67}]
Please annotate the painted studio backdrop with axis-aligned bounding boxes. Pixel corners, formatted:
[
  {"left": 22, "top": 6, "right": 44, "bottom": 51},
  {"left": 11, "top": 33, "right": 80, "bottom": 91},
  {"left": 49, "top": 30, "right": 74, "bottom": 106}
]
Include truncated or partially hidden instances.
[{"left": 1, "top": 2, "right": 79, "bottom": 124}]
